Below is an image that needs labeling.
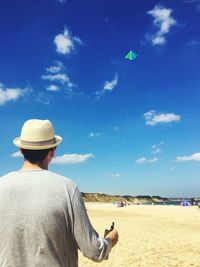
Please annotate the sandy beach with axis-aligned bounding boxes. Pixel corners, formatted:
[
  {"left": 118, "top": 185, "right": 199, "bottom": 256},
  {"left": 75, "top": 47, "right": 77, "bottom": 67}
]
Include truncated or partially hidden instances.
[{"left": 79, "top": 203, "right": 200, "bottom": 267}]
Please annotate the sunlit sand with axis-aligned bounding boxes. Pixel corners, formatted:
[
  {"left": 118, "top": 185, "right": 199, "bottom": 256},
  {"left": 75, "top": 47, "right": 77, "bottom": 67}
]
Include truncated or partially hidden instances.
[{"left": 79, "top": 203, "right": 200, "bottom": 267}]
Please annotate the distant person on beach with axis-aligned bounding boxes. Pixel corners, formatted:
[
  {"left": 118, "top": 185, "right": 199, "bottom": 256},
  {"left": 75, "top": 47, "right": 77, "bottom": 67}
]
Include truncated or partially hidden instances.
[{"left": 0, "top": 119, "right": 119, "bottom": 267}]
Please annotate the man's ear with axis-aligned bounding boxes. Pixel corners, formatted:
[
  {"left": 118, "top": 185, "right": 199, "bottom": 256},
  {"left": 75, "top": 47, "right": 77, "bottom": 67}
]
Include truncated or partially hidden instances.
[{"left": 49, "top": 147, "right": 56, "bottom": 158}]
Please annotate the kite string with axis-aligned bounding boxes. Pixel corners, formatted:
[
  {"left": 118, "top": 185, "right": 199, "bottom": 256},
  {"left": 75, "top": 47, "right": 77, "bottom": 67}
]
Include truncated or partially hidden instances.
[
  {"left": 123, "top": 83, "right": 133, "bottom": 151},
  {"left": 65, "top": 100, "right": 97, "bottom": 142}
]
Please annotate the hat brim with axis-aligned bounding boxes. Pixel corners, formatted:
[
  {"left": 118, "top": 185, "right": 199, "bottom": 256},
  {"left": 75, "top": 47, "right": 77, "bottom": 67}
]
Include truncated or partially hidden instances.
[{"left": 13, "top": 135, "right": 62, "bottom": 150}]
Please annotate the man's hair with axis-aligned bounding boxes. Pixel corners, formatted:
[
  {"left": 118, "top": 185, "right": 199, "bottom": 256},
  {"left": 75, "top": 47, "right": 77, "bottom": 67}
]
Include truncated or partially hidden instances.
[{"left": 21, "top": 148, "right": 52, "bottom": 164}]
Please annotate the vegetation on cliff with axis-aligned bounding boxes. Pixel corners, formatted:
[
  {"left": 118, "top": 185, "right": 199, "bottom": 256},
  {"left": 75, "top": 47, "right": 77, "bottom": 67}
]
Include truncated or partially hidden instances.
[{"left": 82, "top": 192, "right": 169, "bottom": 203}]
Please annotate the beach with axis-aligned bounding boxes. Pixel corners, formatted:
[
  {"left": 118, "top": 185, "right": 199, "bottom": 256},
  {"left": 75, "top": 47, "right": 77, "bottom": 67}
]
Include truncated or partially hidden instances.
[{"left": 79, "top": 203, "right": 200, "bottom": 267}]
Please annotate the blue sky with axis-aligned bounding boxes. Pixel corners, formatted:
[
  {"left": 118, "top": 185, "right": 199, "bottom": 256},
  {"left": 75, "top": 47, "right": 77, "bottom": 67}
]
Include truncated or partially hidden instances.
[{"left": 0, "top": 0, "right": 200, "bottom": 197}]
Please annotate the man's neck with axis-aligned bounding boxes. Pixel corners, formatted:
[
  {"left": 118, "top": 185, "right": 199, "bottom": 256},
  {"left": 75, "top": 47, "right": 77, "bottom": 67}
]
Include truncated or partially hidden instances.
[{"left": 21, "top": 160, "right": 48, "bottom": 171}]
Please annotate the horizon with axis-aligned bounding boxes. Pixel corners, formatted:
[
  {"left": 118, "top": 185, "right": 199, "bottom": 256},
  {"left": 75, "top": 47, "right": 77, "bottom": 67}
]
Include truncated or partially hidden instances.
[
  {"left": 0, "top": 0, "right": 200, "bottom": 198},
  {"left": 81, "top": 191, "right": 200, "bottom": 200}
]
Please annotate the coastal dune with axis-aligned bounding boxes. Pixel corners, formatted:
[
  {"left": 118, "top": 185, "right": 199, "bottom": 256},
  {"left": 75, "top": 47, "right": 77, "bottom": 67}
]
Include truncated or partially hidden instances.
[{"left": 79, "top": 203, "right": 200, "bottom": 267}]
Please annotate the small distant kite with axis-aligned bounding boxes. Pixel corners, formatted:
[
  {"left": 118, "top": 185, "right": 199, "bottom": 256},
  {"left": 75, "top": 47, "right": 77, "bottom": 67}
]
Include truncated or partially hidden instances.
[{"left": 125, "top": 50, "right": 137, "bottom": 61}]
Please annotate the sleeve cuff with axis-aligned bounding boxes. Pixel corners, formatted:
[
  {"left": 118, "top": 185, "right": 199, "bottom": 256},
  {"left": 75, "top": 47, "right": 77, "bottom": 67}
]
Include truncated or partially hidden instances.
[{"left": 104, "top": 237, "right": 112, "bottom": 254}]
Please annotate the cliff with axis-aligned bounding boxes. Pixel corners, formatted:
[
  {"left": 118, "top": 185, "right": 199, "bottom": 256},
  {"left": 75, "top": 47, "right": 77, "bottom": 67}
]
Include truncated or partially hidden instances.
[{"left": 82, "top": 192, "right": 169, "bottom": 203}]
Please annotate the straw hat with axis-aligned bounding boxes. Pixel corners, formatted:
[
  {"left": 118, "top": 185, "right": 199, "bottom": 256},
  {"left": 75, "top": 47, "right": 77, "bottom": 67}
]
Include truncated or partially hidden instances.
[{"left": 13, "top": 119, "right": 62, "bottom": 150}]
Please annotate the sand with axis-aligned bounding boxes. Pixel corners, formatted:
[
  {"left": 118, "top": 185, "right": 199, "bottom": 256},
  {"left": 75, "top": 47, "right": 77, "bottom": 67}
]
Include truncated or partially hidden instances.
[{"left": 79, "top": 203, "right": 200, "bottom": 267}]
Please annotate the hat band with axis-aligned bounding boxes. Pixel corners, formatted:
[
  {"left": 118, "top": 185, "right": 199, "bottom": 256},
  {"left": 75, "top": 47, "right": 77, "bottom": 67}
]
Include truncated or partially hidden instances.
[{"left": 20, "top": 137, "right": 56, "bottom": 147}]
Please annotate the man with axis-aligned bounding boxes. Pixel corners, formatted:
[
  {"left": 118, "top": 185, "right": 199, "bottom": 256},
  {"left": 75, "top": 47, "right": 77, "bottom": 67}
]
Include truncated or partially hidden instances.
[{"left": 0, "top": 119, "right": 118, "bottom": 266}]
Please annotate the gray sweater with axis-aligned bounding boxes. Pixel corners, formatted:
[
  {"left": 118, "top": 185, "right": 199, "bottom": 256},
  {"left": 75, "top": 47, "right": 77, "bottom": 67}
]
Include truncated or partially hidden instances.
[{"left": 0, "top": 170, "right": 112, "bottom": 266}]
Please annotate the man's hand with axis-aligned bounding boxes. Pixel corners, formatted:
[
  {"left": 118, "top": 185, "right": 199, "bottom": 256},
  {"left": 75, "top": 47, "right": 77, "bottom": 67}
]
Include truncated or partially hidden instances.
[{"left": 105, "top": 229, "right": 119, "bottom": 247}]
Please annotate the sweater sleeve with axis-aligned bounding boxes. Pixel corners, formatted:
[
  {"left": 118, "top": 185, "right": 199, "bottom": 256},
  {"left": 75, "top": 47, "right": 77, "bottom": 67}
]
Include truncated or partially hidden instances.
[{"left": 72, "top": 187, "right": 112, "bottom": 262}]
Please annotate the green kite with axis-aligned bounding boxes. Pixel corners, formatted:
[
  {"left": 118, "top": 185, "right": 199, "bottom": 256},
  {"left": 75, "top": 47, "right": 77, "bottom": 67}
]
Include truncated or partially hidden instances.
[{"left": 125, "top": 50, "right": 137, "bottom": 61}]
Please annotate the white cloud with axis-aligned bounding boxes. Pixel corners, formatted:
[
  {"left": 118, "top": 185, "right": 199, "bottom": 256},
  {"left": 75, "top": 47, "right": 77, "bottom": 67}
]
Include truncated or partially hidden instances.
[
  {"left": 183, "top": 0, "right": 200, "bottom": 11},
  {"left": 186, "top": 39, "right": 200, "bottom": 47},
  {"left": 0, "top": 84, "right": 28, "bottom": 106},
  {"left": 36, "top": 92, "right": 50, "bottom": 105},
  {"left": 52, "top": 153, "right": 94, "bottom": 165},
  {"left": 144, "top": 110, "right": 181, "bottom": 126},
  {"left": 88, "top": 132, "right": 103, "bottom": 138},
  {"left": 11, "top": 151, "right": 22, "bottom": 157},
  {"left": 151, "top": 141, "right": 164, "bottom": 154},
  {"left": 54, "top": 29, "right": 73, "bottom": 55},
  {"left": 0, "top": 89, "right": 24, "bottom": 105},
  {"left": 95, "top": 74, "right": 119, "bottom": 100},
  {"left": 47, "top": 84, "right": 60, "bottom": 91},
  {"left": 54, "top": 28, "right": 82, "bottom": 55},
  {"left": 41, "top": 73, "right": 70, "bottom": 85},
  {"left": 176, "top": 152, "right": 200, "bottom": 162},
  {"left": 147, "top": 5, "right": 176, "bottom": 46},
  {"left": 113, "top": 126, "right": 120, "bottom": 131},
  {"left": 135, "top": 157, "right": 158, "bottom": 164},
  {"left": 111, "top": 173, "right": 121, "bottom": 178},
  {"left": 152, "top": 36, "right": 166, "bottom": 45},
  {"left": 104, "top": 74, "right": 118, "bottom": 91},
  {"left": 46, "top": 61, "right": 64, "bottom": 73},
  {"left": 42, "top": 62, "right": 74, "bottom": 90},
  {"left": 95, "top": 90, "right": 104, "bottom": 99},
  {"left": 152, "top": 148, "right": 161, "bottom": 154}
]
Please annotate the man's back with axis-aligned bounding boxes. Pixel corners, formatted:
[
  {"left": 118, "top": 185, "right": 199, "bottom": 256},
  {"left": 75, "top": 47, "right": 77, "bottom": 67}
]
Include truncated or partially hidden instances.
[
  {"left": 0, "top": 170, "right": 87, "bottom": 267},
  {"left": 0, "top": 118, "right": 117, "bottom": 266}
]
